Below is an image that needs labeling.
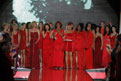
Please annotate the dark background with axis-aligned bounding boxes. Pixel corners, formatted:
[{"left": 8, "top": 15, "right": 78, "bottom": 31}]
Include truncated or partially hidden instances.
[{"left": 0, "top": 0, "right": 120, "bottom": 28}]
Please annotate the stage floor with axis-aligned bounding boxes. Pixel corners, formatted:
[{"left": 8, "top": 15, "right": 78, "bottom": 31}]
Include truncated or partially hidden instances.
[{"left": 14, "top": 68, "right": 106, "bottom": 81}]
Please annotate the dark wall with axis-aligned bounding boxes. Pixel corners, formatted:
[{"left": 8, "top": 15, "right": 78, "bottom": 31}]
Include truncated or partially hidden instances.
[{"left": 0, "top": 0, "right": 119, "bottom": 28}]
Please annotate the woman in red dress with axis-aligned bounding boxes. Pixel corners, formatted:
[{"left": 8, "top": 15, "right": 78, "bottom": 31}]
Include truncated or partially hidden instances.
[
  {"left": 29, "top": 21, "right": 40, "bottom": 69},
  {"left": 110, "top": 26, "right": 118, "bottom": 49},
  {"left": 11, "top": 24, "right": 19, "bottom": 67},
  {"left": 42, "top": 23, "right": 53, "bottom": 69},
  {"left": 102, "top": 26, "right": 111, "bottom": 68},
  {"left": 64, "top": 23, "right": 74, "bottom": 69},
  {"left": 19, "top": 23, "right": 27, "bottom": 67},
  {"left": 25, "top": 22, "right": 31, "bottom": 68},
  {"left": 53, "top": 21, "right": 64, "bottom": 69},
  {"left": 74, "top": 23, "right": 87, "bottom": 69},
  {"left": 85, "top": 22, "right": 94, "bottom": 69},
  {"left": 93, "top": 26, "right": 103, "bottom": 68},
  {"left": 38, "top": 22, "right": 43, "bottom": 65}
]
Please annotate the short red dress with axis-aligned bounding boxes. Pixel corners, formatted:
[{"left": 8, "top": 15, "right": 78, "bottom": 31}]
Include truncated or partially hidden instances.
[
  {"left": 19, "top": 29, "right": 26, "bottom": 50},
  {"left": 64, "top": 32, "right": 74, "bottom": 52}
]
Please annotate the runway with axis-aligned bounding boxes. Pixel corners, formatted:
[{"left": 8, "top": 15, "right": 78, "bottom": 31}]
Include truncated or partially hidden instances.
[{"left": 14, "top": 68, "right": 106, "bottom": 81}]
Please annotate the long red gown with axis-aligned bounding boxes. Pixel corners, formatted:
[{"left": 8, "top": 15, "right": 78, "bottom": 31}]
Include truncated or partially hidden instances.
[
  {"left": 93, "top": 36, "right": 102, "bottom": 68},
  {"left": 73, "top": 31, "right": 87, "bottom": 69},
  {"left": 42, "top": 32, "right": 51, "bottom": 69},
  {"left": 102, "top": 34, "right": 111, "bottom": 68},
  {"left": 30, "top": 32, "right": 40, "bottom": 69},
  {"left": 110, "top": 35, "right": 117, "bottom": 48},
  {"left": 19, "top": 29, "right": 26, "bottom": 50},
  {"left": 85, "top": 31, "right": 94, "bottom": 69},
  {"left": 52, "top": 30, "right": 64, "bottom": 67}
]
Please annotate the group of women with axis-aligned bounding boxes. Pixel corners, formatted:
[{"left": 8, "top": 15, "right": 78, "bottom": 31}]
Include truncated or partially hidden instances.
[{"left": 1, "top": 20, "right": 118, "bottom": 70}]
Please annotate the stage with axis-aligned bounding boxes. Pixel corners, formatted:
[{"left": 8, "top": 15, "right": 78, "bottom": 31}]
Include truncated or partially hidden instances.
[{"left": 14, "top": 68, "right": 106, "bottom": 81}]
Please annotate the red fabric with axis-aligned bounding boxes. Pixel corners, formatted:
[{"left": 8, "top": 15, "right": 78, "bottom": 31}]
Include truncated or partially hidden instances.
[
  {"left": 110, "top": 35, "right": 117, "bottom": 48},
  {"left": 42, "top": 32, "right": 51, "bottom": 69},
  {"left": 52, "top": 30, "right": 64, "bottom": 67},
  {"left": 13, "top": 32, "right": 19, "bottom": 45},
  {"left": 72, "top": 31, "right": 86, "bottom": 69},
  {"left": 30, "top": 32, "right": 40, "bottom": 69},
  {"left": 102, "top": 34, "right": 111, "bottom": 68},
  {"left": 101, "top": 28, "right": 104, "bottom": 35},
  {"left": 19, "top": 30, "right": 26, "bottom": 50},
  {"left": 85, "top": 31, "right": 94, "bottom": 69},
  {"left": 25, "top": 32, "right": 31, "bottom": 68},
  {"left": 94, "top": 36, "right": 102, "bottom": 68},
  {"left": 25, "top": 47, "right": 31, "bottom": 68},
  {"left": 38, "top": 33, "right": 43, "bottom": 49},
  {"left": 64, "top": 33, "right": 74, "bottom": 52}
]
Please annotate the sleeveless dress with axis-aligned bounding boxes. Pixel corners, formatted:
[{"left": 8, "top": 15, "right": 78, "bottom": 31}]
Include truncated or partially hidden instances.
[
  {"left": 85, "top": 31, "right": 94, "bottom": 69},
  {"left": 52, "top": 30, "right": 64, "bottom": 67},
  {"left": 64, "top": 32, "right": 74, "bottom": 52},
  {"left": 102, "top": 34, "right": 111, "bottom": 68},
  {"left": 30, "top": 32, "right": 40, "bottom": 69},
  {"left": 42, "top": 32, "right": 51, "bottom": 69},
  {"left": 93, "top": 36, "right": 102, "bottom": 68},
  {"left": 19, "top": 29, "right": 26, "bottom": 50}
]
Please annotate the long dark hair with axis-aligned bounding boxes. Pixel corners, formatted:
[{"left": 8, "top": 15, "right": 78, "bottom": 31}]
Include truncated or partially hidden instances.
[
  {"left": 85, "top": 22, "right": 92, "bottom": 31},
  {"left": 103, "top": 25, "right": 111, "bottom": 36},
  {"left": 43, "top": 23, "right": 50, "bottom": 32},
  {"left": 95, "top": 26, "right": 101, "bottom": 33},
  {"left": 55, "top": 21, "right": 62, "bottom": 29},
  {"left": 26, "top": 22, "right": 31, "bottom": 29},
  {"left": 76, "top": 22, "right": 84, "bottom": 31}
]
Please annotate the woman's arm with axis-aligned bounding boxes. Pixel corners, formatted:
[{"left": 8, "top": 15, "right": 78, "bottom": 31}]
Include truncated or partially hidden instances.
[{"left": 101, "top": 34, "right": 103, "bottom": 50}]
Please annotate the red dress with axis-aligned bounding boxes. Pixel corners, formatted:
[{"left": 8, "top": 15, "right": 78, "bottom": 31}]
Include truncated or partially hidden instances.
[
  {"left": 42, "top": 32, "right": 51, "bottom": 69},
  {"left": 101, "top": 28, "right": 105, "bottom": 35},
  {"left": 64, "top": 32, "right": 74, "bottom": 52},
  {"left": 102, "top": 34, "right": 111, "bottom": 68},
  {"left": 19, "top": 29, "right": 26, "bottom": 50},
  {"left": 30, "top": 32, "right": 40, "bottom": 69},
  {"left": 85, "top": 31, "right": 94, "bottom": 69},
  {"left": 52, "top": 30, "right": 64, "bottom": 67},
  {"left": 110, "top": 35, "right": 117, "bottom": 48},
  {"left": 94, "top": 36, "right": 102, "bottom": 68},
  {"left": 38, "top": 32, "right": 43, "bottom": 49},
  {"left": 74, "top": 31, "right": 87, "bottom": 69}
]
